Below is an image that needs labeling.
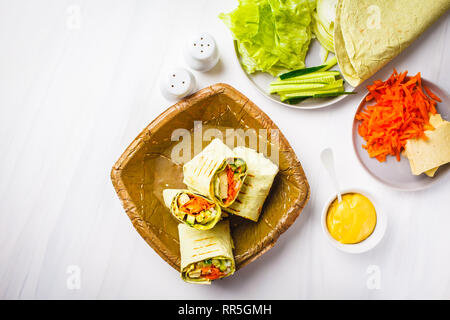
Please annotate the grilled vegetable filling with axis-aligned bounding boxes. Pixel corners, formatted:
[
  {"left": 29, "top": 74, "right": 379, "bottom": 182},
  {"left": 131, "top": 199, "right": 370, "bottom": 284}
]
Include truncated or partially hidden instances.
[
  {"left": 176, "top": 193, "right": 218, "bottom": 226},
  {"left": 185, "top": 257, "right": 233, "bottom": 281},
  {"left": 214, "top": 158, "right": 247, "bottom": 205}
]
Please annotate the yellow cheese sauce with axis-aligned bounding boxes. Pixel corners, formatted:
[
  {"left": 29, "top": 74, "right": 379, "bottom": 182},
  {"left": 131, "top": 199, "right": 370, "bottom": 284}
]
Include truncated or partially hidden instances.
[{"left": 326, "top": 193, "right": 377, "bottom": 244}]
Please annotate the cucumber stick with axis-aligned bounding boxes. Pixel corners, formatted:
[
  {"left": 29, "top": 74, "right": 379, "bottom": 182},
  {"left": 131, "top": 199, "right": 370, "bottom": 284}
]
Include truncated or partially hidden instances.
[
  {"left": 270, "top": 82, "right": 329, "bottom": 94},
  {"left": 281, "top": 86, "right": 344, "bottom": 98},
  {"left": 283, "top": 71, "right": 340, "bottom": 81},
  {"left": 270, "top": 75, "right": 336, "bottom": 86},
  {"left": 271, "top": 79, "right": 344, "bottom": 94},
  {"left": 278, "top": 65, "right": 326, "bottom": 80},
  {"left": 280, "top": 88, "right": 344, "bottom": 102},
  {"left": 270, "top": 63, "right": 354, "bottom": 103}
]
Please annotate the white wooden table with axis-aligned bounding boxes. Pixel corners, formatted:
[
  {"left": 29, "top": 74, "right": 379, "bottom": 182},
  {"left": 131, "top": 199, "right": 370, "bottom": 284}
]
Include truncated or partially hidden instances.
[{"left": 1, "top": 0, "right": 449, "bottom": 299}]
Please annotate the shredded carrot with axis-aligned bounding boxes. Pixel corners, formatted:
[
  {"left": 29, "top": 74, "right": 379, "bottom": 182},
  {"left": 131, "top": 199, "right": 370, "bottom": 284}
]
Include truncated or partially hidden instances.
[
  {"left": 424, "top": 85, "right": 442, "bottom": 103},
  {"left": 356, "top": 69, "right": 440, "bottom": 162},
  {"left": 224, "top": 165, "right": 240, "bottom": 205},
  {"left": 180, "top": 195, "right": 214, "bottom": 215},
  {"left": 201, "top": 266, "right": 224, "bottom": 280}
]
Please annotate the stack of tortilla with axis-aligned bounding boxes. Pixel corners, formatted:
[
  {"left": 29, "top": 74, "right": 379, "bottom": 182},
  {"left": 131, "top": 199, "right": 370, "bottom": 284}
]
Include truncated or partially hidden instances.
[
  {"left": 334, "top": 0, "right": 450, "bottom": 87},
  {"left": 162, "top": 139, "right": 279, "bottom": 284}
]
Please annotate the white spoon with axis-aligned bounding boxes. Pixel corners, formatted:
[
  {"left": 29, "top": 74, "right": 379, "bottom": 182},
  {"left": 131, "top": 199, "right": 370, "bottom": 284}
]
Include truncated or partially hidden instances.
[{"left": 320, "top": 147, "right": 342, "bottom": 203}]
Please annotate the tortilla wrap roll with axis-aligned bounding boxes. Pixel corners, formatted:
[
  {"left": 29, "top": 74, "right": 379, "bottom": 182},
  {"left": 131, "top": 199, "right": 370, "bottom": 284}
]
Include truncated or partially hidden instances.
[
  {"left": 183, "top": 139, "right": 248, "bottom": 207},
  {"left": 162, "top": 189, "right": 222, "bottom": 230},
  {"left": 334, "top": 0, "right": 450, "bottom": 87},
  {"left": 225, "top": 147, "right": 279, "bottom": 221},
  {"left": 178, "top": 220, "right": 235, "bottom": 284}
]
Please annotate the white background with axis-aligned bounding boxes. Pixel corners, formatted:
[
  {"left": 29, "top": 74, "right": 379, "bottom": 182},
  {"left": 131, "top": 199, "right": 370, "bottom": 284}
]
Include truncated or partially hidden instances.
[{"left": 1, "top": 0, "right": 449, "bottom": 299}]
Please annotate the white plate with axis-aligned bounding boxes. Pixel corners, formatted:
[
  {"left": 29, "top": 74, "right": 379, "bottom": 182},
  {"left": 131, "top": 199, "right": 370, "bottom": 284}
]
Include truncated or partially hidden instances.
[
  {"left": 233, "top": 40, "right": 355, "bottom": 109},
  {"left": 321, "top": 188, "right": 387, "bottom": 254},
  {"left": 352, "top": 78, "right": 450, "bottom": 191}
]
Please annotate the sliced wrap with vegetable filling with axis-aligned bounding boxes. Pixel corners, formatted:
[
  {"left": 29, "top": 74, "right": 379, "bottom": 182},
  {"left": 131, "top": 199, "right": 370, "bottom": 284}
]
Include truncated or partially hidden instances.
[
  {"left": 183, "top": 139, "right": 248, "bottom": 207},
  {"left": 225, "top": 147, "right": 279, "bottom": 221},
  {"left": 178, "top": 220, "right": 235, "bottom": 284},
  {"left": 163, "top": 189, "right": 222, "bottom": 230}
]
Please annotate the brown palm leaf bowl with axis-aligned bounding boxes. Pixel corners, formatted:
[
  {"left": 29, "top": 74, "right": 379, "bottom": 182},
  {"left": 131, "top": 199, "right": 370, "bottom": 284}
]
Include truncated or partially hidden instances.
[{"left": 111, "top": 83, "right": 310, "bottom": 272}]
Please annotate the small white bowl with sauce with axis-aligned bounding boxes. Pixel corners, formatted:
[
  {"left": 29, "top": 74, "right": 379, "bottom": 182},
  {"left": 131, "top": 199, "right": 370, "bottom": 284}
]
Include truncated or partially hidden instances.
[{"left": 321, "top": 188, "right": 387, "bottom": 254}]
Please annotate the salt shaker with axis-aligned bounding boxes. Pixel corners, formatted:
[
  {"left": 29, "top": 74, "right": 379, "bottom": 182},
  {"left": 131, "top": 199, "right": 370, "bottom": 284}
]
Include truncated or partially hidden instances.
[
  {"left": 160, "top": 67, "right": 196, "bottom": 101},
  {"left": 183, "top": 33, "right": 220, "bottom": 72}
]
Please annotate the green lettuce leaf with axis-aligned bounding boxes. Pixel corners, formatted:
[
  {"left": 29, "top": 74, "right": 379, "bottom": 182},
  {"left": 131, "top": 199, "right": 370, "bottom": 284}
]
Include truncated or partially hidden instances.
[{"left": 220, "top": 0, "right": 315, "bottom": 76}]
